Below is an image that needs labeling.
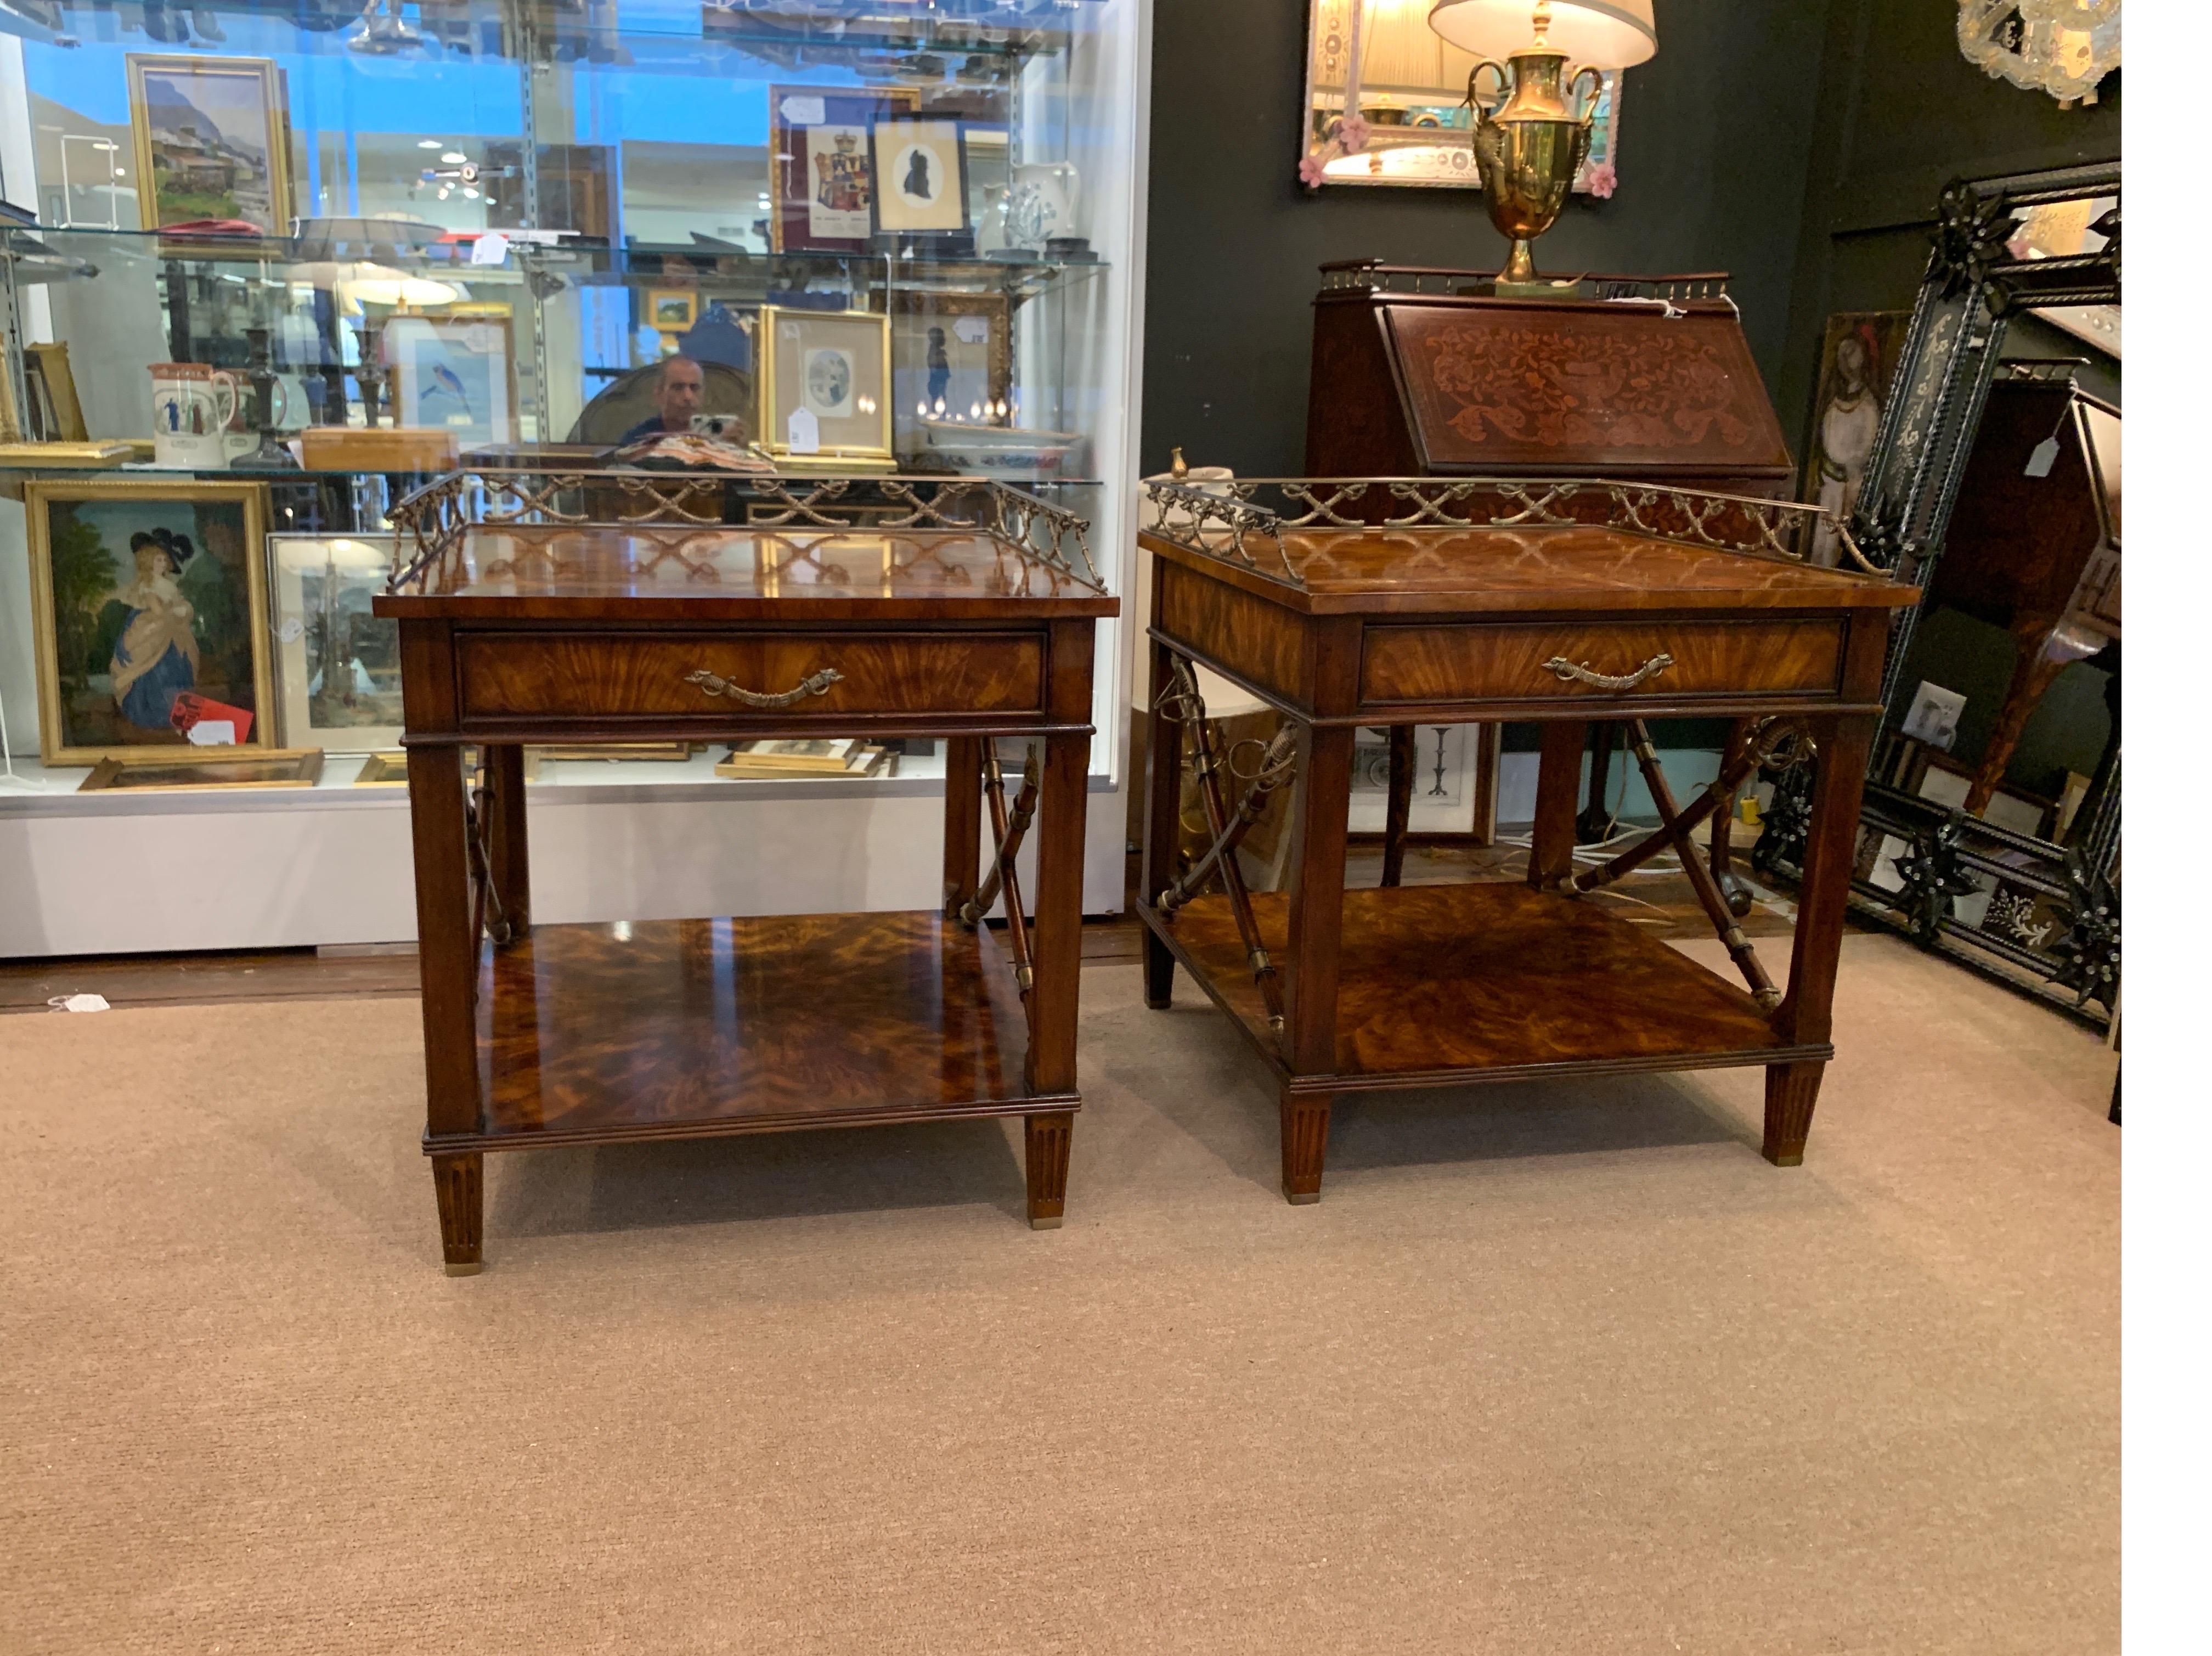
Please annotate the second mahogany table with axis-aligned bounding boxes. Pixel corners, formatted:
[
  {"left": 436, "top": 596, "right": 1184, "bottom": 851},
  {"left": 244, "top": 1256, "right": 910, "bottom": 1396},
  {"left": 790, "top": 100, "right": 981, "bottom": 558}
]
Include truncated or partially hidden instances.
[
  {"left": 1136, "top": 476, "right": 1919, "bottom": 1202},
  {"left": 376, "top": 474, "right": 1115, "bottom": 1271}
]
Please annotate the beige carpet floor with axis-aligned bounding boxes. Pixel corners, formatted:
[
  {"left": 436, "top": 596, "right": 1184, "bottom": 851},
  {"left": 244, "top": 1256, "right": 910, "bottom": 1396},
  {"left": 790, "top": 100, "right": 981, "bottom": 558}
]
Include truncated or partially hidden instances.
[{"left": 1, "top": 934, "right": 2117, "bottom": 1654}]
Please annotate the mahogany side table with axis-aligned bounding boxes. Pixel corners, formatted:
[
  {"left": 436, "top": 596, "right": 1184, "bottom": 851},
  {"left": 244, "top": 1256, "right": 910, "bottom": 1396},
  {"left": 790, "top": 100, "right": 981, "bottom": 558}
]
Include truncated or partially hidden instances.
[
  {"left": 1135, "top": 477, "right": 1919, "bottom": 1201},
  {"left": 375, "top": 475, "right": 1114, "bottom": 1271}
]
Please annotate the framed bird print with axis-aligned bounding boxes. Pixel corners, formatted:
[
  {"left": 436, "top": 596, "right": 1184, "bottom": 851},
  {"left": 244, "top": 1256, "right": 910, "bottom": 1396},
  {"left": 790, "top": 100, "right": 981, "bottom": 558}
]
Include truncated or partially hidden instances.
[{"left": 384, "top": 313, "right": 516, "bottom": 448}]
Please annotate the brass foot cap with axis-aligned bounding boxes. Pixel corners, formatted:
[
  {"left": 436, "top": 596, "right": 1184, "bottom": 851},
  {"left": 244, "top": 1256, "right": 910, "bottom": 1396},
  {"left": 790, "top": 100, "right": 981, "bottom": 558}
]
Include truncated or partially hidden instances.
[
  {"left": 1284, "top": 1190, "right": 1322, "bottom": 1206},
  {"left": 1029, "top": 1214, "right": 1065, "bottom": 1230},
  {"left": 1766, "top": 1152, "right": 1805, "bottom": 1168},
  {"left": 444, "top": 1259, "right": 486, "bottom": 1276}
]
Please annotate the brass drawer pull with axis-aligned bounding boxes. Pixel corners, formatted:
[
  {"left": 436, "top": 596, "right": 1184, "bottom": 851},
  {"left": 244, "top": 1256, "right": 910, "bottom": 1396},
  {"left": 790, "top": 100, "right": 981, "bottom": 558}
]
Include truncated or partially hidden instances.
[
  {"left": 1542, "top": 652, "right": 1674, "bottom": 692},
  {"left": 684, "top": 666, "right": 845, "bottom": 708}
]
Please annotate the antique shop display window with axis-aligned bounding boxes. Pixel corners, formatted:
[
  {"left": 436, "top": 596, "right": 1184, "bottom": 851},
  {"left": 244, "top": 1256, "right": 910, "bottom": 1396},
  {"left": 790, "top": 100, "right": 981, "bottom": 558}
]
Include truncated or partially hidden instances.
[{"left": 0, "top": 2, "right": 1137, "bottom": 802}]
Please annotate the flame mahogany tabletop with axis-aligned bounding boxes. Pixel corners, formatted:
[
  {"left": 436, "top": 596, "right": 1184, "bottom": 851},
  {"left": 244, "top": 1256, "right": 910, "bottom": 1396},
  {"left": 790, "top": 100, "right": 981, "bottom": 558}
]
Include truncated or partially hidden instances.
[
  {"left": 379, "top": 522, "right": 1113, "bottom": 1272},
  {"left": 1137, "top": 520, "right": 1918, "bottom": 1204}
]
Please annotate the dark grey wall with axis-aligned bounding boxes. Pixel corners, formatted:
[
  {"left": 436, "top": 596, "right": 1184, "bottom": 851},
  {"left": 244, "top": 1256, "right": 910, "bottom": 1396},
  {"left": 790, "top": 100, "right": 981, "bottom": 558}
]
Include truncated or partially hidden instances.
[
  {"left": 1778, "top": 0, "right": 2122, "bottom": 435},
  {"left": 1139, "top": 0, "right": 1835, "bottom": 478}
]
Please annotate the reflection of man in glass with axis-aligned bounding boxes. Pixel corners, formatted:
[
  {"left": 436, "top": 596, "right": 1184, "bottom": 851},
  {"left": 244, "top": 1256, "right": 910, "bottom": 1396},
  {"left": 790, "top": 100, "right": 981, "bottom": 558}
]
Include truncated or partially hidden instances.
[
  {"left": 109, "top": 529, "right": 200, "bottom": 729},
  {"left": 620, "top": 354, "right": 706, "bottom": 443}
]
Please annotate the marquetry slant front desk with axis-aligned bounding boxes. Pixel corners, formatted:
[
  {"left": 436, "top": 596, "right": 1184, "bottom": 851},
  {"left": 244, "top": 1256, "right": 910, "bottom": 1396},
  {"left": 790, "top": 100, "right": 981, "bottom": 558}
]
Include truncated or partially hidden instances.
[
  {"left": 375, "top": 474, "right": 1115, "bottom": 1272},
  {"left": 1136, "top": 477, "right": 1920, "bottom": 1201}
]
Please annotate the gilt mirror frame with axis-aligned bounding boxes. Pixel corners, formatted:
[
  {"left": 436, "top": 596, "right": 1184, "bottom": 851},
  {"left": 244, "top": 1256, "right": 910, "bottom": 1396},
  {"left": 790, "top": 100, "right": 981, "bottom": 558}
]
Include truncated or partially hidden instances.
[{"left": 1754, "top": 161, "right": 2122, "bottom": 1028}]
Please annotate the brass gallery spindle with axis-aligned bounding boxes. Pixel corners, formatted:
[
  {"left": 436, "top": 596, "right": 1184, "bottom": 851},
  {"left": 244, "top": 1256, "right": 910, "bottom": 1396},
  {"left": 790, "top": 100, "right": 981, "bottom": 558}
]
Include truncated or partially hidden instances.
[{"left": 1619, "top": 720, "right": 1780, "bottom": 1011}]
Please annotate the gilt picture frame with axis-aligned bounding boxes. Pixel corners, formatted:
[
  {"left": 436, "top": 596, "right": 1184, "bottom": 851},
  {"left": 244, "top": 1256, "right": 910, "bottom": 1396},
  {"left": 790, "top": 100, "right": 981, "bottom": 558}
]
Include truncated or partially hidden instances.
[
  {"left": 126, "top": 54, "right": 292, "bottom": 235},
  {"left": 24, "top": 477, "right": 275, "bottom": 766}
]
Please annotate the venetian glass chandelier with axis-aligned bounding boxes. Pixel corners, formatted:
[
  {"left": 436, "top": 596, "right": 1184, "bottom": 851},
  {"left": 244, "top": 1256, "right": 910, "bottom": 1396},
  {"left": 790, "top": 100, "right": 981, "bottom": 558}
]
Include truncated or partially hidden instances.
[{"left": 1957, "top": 1, "right": 2121, "bottom": 108}]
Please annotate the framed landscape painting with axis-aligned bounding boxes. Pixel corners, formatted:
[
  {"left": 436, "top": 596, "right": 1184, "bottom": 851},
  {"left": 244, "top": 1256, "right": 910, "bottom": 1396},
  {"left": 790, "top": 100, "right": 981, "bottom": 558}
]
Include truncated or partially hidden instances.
[
  {"left": 127, "top": 54, "right": 291, "bottom": 234},
  {"left": 25, "top": 478, "right": 274, "bottom": 765}
]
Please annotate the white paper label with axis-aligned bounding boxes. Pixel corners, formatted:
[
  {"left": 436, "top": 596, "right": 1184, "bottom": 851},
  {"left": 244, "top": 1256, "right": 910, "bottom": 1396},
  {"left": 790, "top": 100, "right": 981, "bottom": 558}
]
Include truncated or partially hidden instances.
[
  {"left": 186, "top": 720, "right": 237, "bottom": 747},
  {"left": 2024, "top": 436, "right": 2060, "bottom": 478},
  {"left": 277, "top": 618, "right": 305, "bottom": 644},
  {"left": 50, "top": 993, "right": 110, "bottom": 1013},
  {"left": 781, "top": 94, "right": 826, "bottom": 125},
  {"left": 953, "top": 316, "right": 990, "bottom": 345},
  {"left": 470, "top": 231, "right": 510, "bottom": 267},
  {"left": 787, "top": 407, "right": 820, "bottom": 454}
]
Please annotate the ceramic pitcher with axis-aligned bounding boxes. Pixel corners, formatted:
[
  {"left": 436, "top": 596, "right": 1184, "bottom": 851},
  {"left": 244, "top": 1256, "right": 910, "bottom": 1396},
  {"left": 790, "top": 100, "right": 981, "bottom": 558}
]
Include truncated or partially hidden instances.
[
  {"left": 1006, "top": 161, "right": 1081, "bottom": 251},
  {"left": 149, "top": 363, "right": 241, "bottom": 469}
]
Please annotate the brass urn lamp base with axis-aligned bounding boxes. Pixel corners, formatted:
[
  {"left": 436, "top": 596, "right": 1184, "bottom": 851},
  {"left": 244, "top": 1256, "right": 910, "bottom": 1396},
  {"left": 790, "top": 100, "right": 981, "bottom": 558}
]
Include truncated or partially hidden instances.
[{"left": 1457, "top": 3, "right": 1610, "bottom": 293}]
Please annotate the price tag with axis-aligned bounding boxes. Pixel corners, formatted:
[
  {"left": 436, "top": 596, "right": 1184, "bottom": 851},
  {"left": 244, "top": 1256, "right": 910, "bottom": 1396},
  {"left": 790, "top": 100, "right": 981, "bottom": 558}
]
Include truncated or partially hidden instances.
[
  {"left": 780, "top": 95, "right": 826, "bottom": 125},
  {"left": 2024, "top": 437, "right": 2061, "bottom": 477},
  {"left": 186, "top": 720, "right": 237, "bottom": 747},
  {"left": 470, "top": 231, "right": 510, "bottom": 267},
  {"left": 787, "top": 408, "right": 820, "bottom": 454}
]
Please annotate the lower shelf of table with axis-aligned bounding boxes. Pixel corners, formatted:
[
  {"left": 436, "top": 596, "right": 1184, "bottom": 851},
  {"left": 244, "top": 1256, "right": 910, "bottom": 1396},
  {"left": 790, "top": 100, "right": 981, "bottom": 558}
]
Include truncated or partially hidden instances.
[
  {"left": 1142, "top": 883, "right": 1826, "bottom": 1092},
  {"left": 432, "top": 910, "right": 1068, "bottom": 1153}
]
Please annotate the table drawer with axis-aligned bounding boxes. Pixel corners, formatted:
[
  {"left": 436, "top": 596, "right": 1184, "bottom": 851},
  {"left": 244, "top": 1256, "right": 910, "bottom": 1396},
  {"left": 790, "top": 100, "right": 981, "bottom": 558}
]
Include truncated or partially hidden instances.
[
  {"left": 1362, "top": 618, "right": 1844, "bottom": 706},
  {"left": 458, "top": 630, "right": 1045, "bottom": 721}
]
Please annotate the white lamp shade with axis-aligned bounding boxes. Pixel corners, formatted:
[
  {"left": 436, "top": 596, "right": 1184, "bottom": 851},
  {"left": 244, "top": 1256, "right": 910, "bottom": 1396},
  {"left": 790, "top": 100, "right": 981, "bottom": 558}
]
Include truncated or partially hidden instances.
[{"left": 1427, "top": 0, "right": 1658, "bottom": 67}]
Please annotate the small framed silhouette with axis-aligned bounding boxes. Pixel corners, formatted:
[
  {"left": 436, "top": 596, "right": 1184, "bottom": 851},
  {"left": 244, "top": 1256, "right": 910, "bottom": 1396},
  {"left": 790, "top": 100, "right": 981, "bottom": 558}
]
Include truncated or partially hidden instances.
[{"left": 871, "top": 117, "right": 970, "bottom": 238}]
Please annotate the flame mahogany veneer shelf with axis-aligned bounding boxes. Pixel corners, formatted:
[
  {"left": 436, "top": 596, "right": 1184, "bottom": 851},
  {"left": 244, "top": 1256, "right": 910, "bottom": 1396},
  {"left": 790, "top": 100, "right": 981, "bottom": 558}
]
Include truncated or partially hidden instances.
[
  {"left": 376, "top": 513, "right": 1114, "bottom": 1271},
  {"left": 464, "top": 913, "right": 1063, "bottom": 1149}
]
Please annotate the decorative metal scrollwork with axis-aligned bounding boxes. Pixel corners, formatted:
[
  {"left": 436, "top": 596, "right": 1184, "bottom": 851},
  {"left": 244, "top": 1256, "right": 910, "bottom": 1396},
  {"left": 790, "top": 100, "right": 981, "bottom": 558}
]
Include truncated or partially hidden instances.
[
  {"left": 2050, "top": 854, "right": 2120, "bottom": 1013},
  {"left": 684, "top": 666, "right": 844, "bottom": 708},
  {"left": 1891, "top": 812, "right": 1982, "bottom": 941},
  {"left": 1542, "top": 652, "right": 1673, "bottom": 692}
]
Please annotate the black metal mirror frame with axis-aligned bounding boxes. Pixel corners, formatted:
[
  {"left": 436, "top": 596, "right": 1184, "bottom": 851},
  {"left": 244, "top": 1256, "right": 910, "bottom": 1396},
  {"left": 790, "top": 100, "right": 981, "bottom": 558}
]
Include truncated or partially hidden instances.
[{"left": 1754, "top": 161, "right": 2121, "bottom": 1028}]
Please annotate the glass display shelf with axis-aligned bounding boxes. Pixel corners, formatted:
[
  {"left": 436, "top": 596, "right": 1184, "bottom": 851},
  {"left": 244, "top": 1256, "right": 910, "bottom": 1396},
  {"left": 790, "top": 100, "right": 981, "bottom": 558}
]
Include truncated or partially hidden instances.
[{"left": 0, "top": 1, "right": 1108, "bottom": 67}]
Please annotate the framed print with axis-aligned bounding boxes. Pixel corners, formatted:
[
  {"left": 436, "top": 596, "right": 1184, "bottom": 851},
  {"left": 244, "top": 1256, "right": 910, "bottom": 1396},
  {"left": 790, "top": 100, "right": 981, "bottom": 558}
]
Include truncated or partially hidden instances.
[
  {"left": 755, "top": 306, "right": 892, "bottom": 465},
  {"left": 383, "top": 313, "right": 516, "bottom": 449},
  {"left": 24, "top": 478, "right": 275, "bottom": 766},
  {"left": 769, "top": 83, "right": 917, "bottom": 254},
  {"left": 871, "top": 116, "right": 970, "bottom": 236},
  {"left": 269, "top": 533, "right": 403, "bottom": 752},
  {"left": 126, "top": 54, "right": 292, "bottom": 234},
  {"left": 890, "top": 291, "right": 1009, "bottom": 424},
  {"left": 647, "top": 288, "right": 698, "bottom": 332}
]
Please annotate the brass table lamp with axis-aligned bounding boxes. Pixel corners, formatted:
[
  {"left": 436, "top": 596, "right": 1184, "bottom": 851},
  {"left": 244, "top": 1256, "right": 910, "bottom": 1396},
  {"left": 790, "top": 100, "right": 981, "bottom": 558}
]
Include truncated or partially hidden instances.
[{"left": 1429, "top": 0, "right": 1657, "bottom": 294}]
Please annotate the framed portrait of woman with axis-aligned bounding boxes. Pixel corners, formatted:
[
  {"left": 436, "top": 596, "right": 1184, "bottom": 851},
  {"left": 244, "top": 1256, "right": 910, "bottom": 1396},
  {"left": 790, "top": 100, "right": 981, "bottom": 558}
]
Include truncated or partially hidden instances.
[{"left": 24, "top": 478, "right": 275, "bottom": 765}]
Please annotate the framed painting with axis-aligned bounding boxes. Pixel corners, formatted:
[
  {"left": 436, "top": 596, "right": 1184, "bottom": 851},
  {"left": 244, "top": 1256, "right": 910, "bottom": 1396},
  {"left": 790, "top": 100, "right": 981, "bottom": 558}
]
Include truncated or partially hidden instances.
[
  {"left": 890, "top": 291, "right": 1009, "bottom": 425},
  {"left": 871, "top": 116, "right": 970, "bottom": 237},
  {"left": 647, "top": 288, "right": 699, "bottom": 332},
  {"left": 769, "top": 83, "right": 917, "bottom": 255},
  {"left": 383, "top": 313, "right": 517, "bottom": 449},
  {"left": 268, "top": 533, "right": 403, "bottom": 752},
  {"left": 755, "top": 305, "right": 892, "bottom": 464},
  {"left": 1799, "top": 311, "right": 1911, "bottom": 568},
  {"left": 126, "top": 54, "right": 292, "bottom": 234},
  {"left": 24, "top": 478, "right": 275, "bottom": 765}
]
